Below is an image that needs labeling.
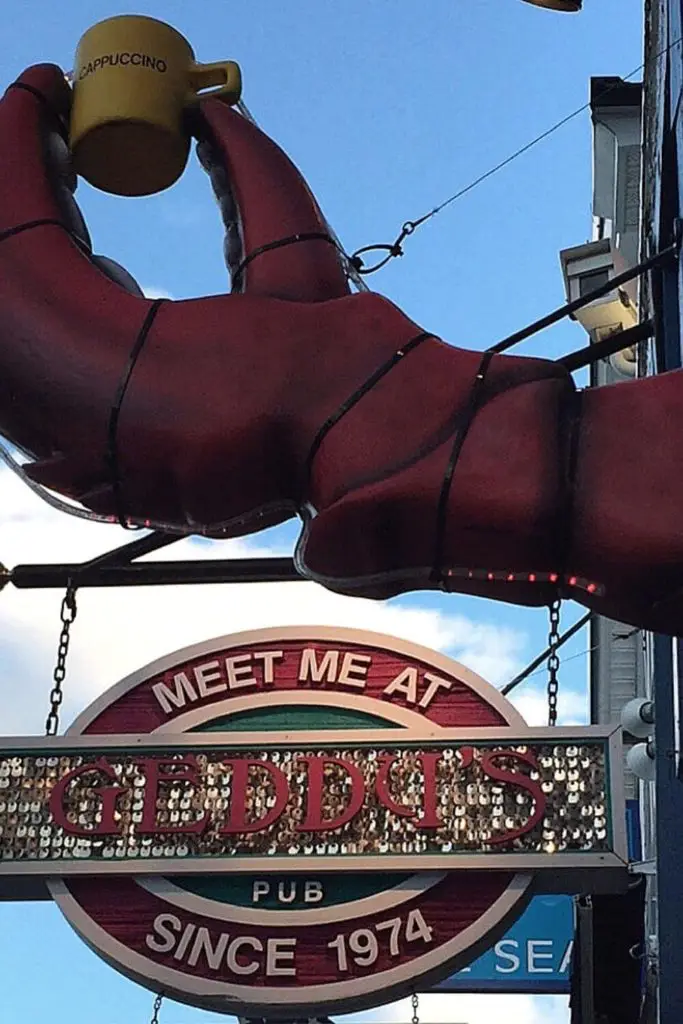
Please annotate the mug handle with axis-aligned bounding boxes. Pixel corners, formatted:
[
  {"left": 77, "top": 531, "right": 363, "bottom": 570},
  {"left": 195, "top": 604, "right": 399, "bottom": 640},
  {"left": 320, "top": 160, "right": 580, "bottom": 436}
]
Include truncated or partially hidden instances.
[{"left": 188, "top": 60, "right": 242, "bottom": 105}]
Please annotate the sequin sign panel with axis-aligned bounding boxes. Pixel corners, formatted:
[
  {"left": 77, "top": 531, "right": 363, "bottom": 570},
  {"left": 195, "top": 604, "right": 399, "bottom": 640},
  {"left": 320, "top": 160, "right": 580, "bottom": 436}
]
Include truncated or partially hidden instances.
[
  {"left": 0, "top": 731, "right": 624, "bottom": 876},
  {"left": 0, "top": 627, "right": 628, "bottom": 1019}
]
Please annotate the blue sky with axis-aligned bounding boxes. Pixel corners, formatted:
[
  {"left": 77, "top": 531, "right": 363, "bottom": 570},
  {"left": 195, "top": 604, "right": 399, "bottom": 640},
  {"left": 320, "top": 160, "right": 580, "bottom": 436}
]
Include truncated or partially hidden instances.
[{"left": 0, "top": 1, "right": 643, "bottom": 1022}]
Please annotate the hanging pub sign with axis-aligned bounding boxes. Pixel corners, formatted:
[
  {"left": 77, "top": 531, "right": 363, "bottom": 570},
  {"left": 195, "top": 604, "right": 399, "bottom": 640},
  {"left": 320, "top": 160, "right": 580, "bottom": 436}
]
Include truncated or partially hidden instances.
[{"left": 0, "top": 628, "right": 627, "bottom": 1019}]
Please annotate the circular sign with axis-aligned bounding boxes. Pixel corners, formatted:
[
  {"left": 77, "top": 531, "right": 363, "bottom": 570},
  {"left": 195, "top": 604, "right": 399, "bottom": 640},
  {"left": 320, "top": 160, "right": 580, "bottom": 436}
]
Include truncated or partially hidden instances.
[{"left": 50, "top": 627, "right": 532, "bottom": 1018}]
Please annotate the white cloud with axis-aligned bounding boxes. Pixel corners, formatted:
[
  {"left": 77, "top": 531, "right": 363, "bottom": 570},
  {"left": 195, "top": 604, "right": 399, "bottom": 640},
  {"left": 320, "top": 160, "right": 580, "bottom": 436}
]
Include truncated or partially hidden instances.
[
  {"left": 0, "top": 468, "right": 529, "bottom": 733},
  {"left": 343, "top": 992, "right": 569, "bottom": 1024},
  {"left": 512, "top": 687, "right": 588, "bottom": 727},
  {"left": 141, "top": 285, "right": 175, "bottom": 299}
]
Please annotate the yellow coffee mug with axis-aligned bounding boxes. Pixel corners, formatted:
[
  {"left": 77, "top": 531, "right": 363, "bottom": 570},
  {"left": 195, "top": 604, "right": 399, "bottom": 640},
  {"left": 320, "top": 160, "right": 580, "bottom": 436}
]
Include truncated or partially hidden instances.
[{"left": 69, "top": 15, "right": 242, "bottom": 196}]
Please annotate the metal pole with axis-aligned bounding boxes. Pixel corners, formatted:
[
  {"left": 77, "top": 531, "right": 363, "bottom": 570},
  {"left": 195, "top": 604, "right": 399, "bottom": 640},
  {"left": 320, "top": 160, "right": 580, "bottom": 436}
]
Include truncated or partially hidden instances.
[
  {"left": 557, "top": 320, "right": 654, "bottom": 372},
  {"left": 79, "top": 531, "right": 179, "bottom": 568},
  {"left": 577, "top": 896, "right": 595, "bottom": 1024},
  {"left": 489, "top": 245, "right": 677, "bottom": 355},
  {"left": 652, "top": 634, "right": 683, "bottom": 1023},
  {"left": 501, "top": 612, "right": 590, "bottom": 695},
  {"left": 5, "top": 557, "right": 303, "bottom": 589},
  {"left": 649, "top": 8, "right": 683, "bottom": 1016}
]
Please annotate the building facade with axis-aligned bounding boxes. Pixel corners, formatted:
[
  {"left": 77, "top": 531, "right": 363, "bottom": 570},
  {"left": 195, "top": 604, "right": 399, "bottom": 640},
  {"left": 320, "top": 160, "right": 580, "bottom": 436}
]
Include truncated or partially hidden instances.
[{"left": 560, "top": 73, "right": 648, "bottom": 1024}]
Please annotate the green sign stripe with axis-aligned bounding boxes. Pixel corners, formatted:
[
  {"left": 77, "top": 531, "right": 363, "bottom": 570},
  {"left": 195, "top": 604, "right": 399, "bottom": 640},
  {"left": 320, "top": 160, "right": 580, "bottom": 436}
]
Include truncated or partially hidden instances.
[
  {"left": 184, "top": 702, "right": 401, "bottom": 905},
  {"left": 171, "top": 871, "right": 412, "bottom": 908},
  {"left": 192, "top": 705, "right": 394, "bottom": 733}
]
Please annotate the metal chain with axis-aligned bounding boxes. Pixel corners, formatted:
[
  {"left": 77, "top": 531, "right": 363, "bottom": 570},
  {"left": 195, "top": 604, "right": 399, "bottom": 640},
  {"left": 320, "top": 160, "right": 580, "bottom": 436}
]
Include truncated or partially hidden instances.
[
  {"left": 546, "top": 599, "right": 561, "bottom": 727},
  {"left": 149, "top": 993, "right": 163, "bottom": 1024},
  {"left": 44, "top": 580, "right": 78, "bottom": 736},
  {"left": 411, "top": 991, "right": 420, "bottom": 1024}
]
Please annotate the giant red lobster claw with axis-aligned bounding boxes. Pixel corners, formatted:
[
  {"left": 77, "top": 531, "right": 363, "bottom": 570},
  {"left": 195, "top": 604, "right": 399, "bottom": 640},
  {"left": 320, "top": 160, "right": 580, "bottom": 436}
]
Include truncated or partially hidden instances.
[{"left": 1, "top": 63, "right": 682, "bottom": 635}]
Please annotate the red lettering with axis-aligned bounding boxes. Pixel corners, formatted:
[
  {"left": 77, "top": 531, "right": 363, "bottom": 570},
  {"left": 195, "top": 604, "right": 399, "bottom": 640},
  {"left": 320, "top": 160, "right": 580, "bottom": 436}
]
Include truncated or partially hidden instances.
[
  {"left": 136, "top": 756, "right": 208, "bottom": 835},
  {"left": 219, "top": 759, "right": 289, "bottom": 834},
  {"left": 458, "top": 746, "right": 475, "bottom": 770},
  {"left": 375, "top": 755, "right": 414, "bottom": 818},
  {"left": 49, "top": 757, "right": 126, "bottom": 836},
  {"left": 295, "top": 756, "right": 365, "bottom": 832},
  {"left": 481, "top": 749, "right": 546, "bottom": 844},
  {"left": 376, "top": 749, "right": 474, "bottom": 828},
  {"left": 413, "top": 752, "right": 442, "bottom": 828}
]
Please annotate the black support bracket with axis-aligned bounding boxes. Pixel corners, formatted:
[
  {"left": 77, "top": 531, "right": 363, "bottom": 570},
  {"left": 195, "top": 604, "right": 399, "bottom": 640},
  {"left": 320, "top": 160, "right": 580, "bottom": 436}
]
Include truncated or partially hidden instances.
[{"left": 0, "top": 532, "right": 304, "bottom": 591}]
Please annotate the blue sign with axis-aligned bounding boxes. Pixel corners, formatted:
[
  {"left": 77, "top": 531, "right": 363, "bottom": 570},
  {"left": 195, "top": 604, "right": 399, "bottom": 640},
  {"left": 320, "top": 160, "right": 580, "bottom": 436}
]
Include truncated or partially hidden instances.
[
  {"left": 434, "top": 895, "right": 574, "bottom": 994},
  {"left": 430, "top": 779, "right": 640, "bottom": 992},
  {"left": 626, "top": 798, "right": 642, "bottom": 861}
]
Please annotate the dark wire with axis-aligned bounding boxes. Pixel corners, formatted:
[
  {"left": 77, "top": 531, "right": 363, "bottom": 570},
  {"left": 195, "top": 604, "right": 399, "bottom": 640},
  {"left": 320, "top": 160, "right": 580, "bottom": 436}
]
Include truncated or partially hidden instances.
[
  {"left": 352, "top": 37, "right": 682, "bottom": 273},
  {"left": 501, "top": 611, "right": 591, "bottom": 696},
  {"left": 511, "top": 643, "right": 599, "bottom": 686},
  {"left": 407, "top": 67, "right": 643, "bottom": 227}
]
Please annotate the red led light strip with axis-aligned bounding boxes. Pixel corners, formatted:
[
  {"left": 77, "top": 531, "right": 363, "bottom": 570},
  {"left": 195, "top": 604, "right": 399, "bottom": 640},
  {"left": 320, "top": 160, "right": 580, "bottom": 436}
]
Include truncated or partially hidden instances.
[{"left": 444, "top": 568, "right": 604, "bottom": 596}]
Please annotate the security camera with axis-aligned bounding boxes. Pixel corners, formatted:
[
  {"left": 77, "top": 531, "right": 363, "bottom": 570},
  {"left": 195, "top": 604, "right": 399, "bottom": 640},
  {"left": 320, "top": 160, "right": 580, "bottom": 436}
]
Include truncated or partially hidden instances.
[
  {"left": 626, "top": 739, "right": 656, "bottom": 782},
  {"left": 620, "top": 698, "right": 655, "bottom": 738},
  {"left": 559, "top": 240, "right": 638, "bottom": 336}
]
